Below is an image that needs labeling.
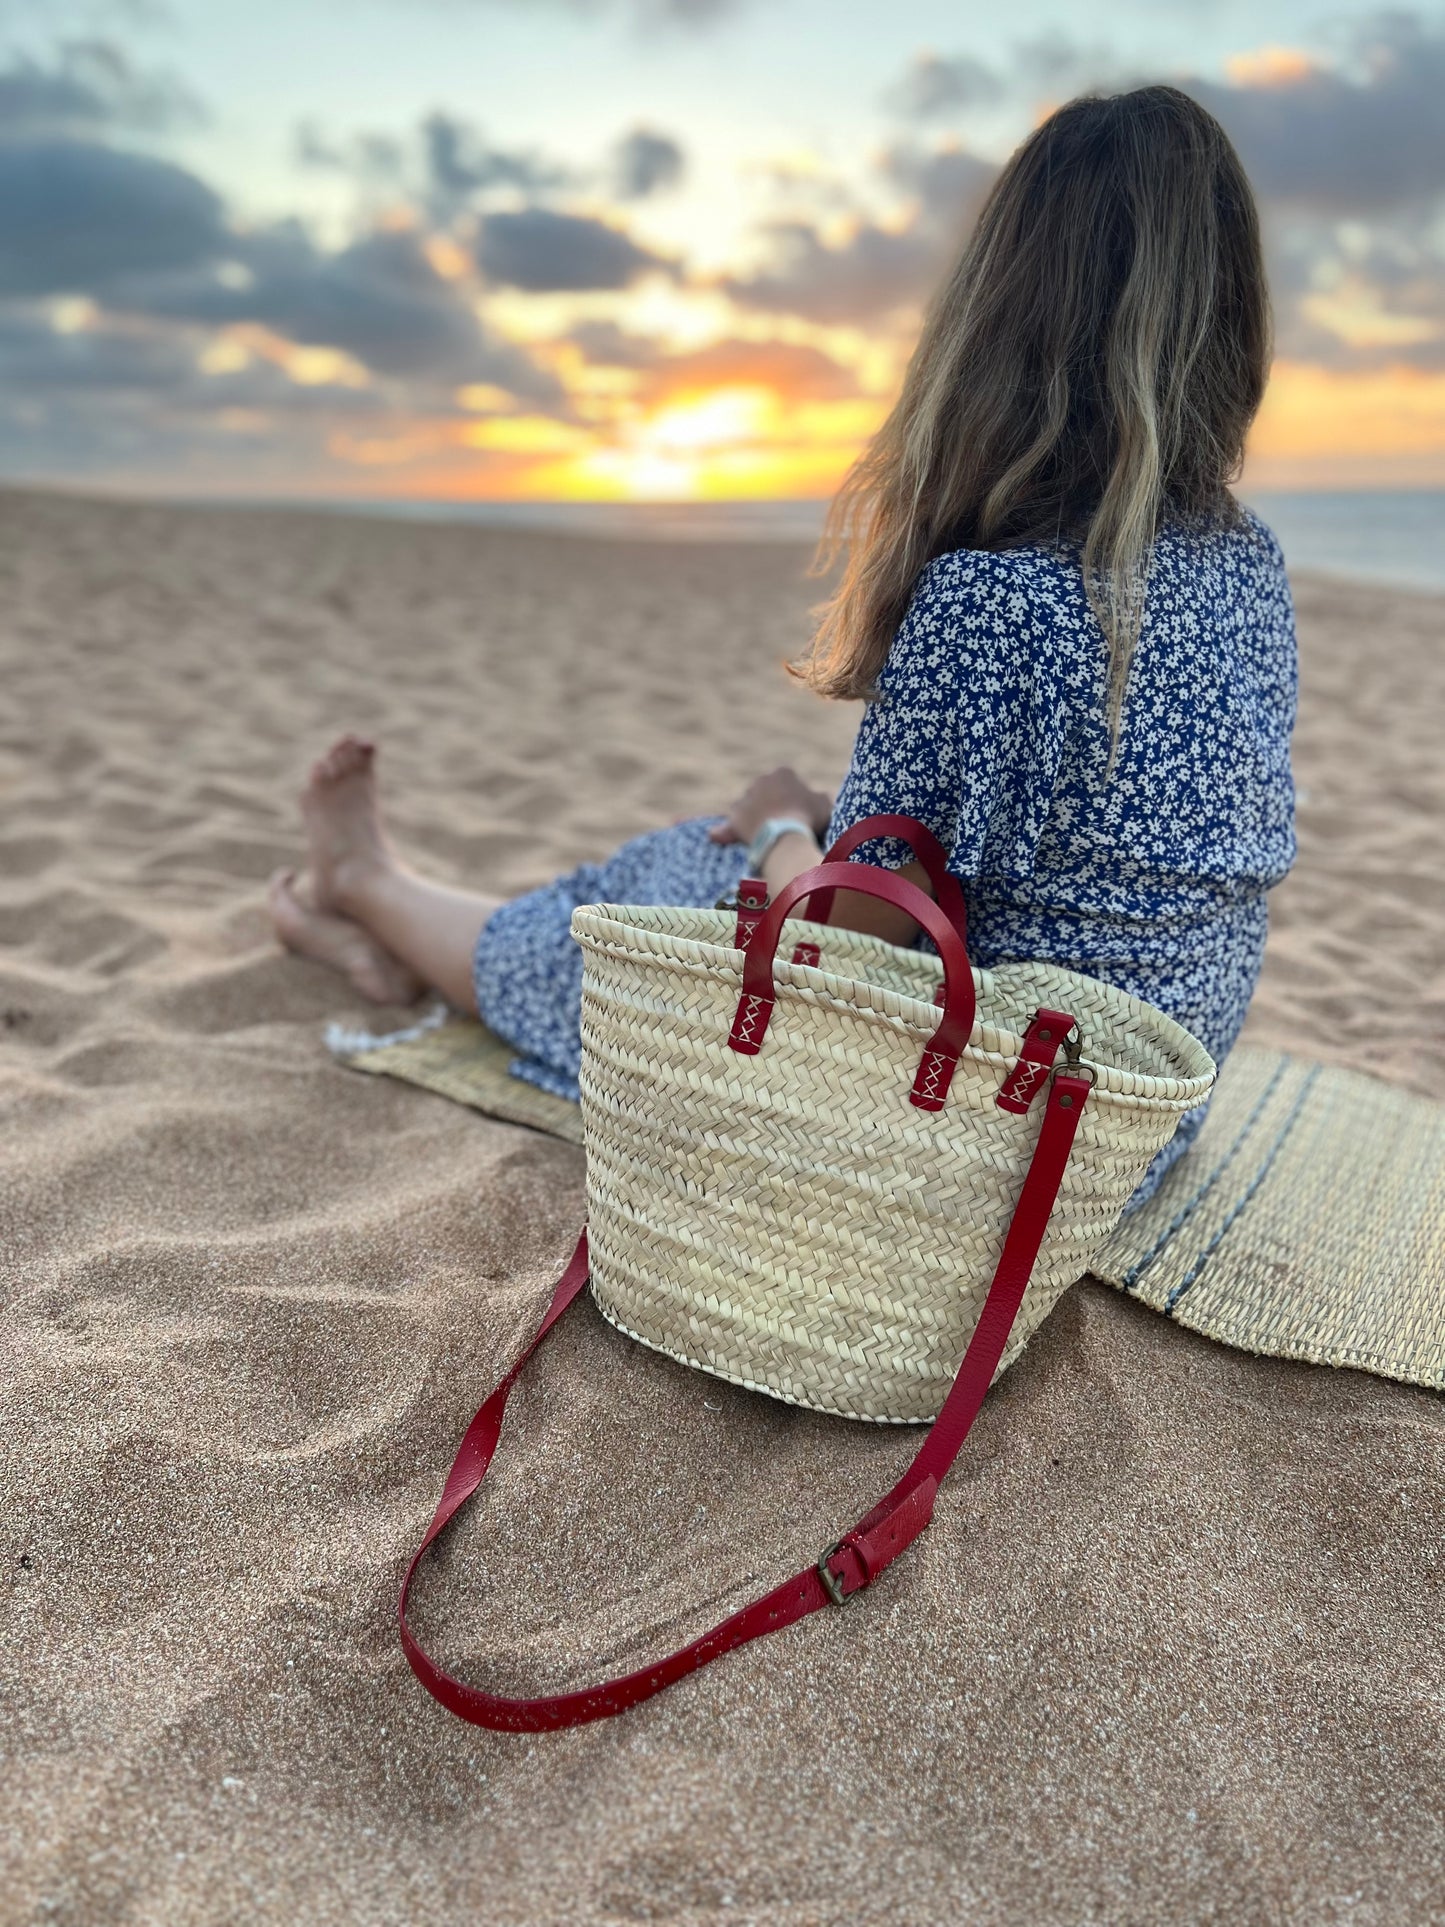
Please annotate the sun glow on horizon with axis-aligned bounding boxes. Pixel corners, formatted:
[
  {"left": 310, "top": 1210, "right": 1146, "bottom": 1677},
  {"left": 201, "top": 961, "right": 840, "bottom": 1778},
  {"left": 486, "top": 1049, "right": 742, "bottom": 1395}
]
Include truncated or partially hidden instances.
[
  {"left": 395, "top": 372, "right": 888, "bottom": 502},
  {"left": 1247, "top": 358, "right": 1445, "bottom": 486}
]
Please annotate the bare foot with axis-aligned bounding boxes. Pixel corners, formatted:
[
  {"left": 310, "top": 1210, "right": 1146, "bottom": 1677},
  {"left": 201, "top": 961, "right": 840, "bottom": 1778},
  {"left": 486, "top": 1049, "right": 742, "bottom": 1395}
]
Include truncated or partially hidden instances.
[
  {"left": 301, "top": 733, "right": 393, "bottom": 915},
  {"left": 267, "top": 868, "right": 425, "bottom": 1006}
]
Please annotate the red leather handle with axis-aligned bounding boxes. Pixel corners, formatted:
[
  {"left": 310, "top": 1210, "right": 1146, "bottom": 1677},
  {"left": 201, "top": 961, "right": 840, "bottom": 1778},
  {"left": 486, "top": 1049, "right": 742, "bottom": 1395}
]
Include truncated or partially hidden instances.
[
  {"left": 812, "top": 813, "right": 968, "bottom": 945},
  {"left": 398, "top": 1068, "right": 1094, "bottom": 1733},
  {"left": 729, "top": 860, "right": 977, "bottom": 1111}
]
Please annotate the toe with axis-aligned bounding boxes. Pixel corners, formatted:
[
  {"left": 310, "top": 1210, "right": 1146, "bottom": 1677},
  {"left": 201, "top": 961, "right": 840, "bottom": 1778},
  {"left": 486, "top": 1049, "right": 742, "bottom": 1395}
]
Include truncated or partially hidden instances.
[
  {"left": 315, "top": 737, "right": 350, "bottom": 782},
  {"left": 310, "top": 734, "right": 376, "bottom": 787},
  {"left": 332, "top": 735, "right": 372, "bottom": 778}
]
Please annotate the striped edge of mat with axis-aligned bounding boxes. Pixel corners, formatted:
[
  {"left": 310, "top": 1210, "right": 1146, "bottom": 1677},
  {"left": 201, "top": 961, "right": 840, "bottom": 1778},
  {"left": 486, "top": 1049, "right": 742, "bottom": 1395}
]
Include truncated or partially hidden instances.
[
  {"left": 328, "top": 1014, "right": 1443, "bottom": 1392},
  {"left": 1093, "top": 1046, "right": 1444, "bottom": 1389}
]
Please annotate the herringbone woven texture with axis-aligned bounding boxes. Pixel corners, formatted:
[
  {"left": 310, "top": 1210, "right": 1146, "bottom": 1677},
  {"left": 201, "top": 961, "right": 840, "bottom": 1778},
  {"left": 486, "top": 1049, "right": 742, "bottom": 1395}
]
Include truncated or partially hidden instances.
[{"left": 570, "top": 903, "right": 1214, "bottom": 1423}]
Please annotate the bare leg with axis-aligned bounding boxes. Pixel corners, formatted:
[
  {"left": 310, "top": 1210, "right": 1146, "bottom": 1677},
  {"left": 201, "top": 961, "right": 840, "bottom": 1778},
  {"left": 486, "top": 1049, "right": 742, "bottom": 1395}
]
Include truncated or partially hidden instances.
[
  {"left": 298, "top": 734, "right": 504, "bottom": 1015},
  {"left": 267, "top": 868, "right": 427, "bottom": 1006}
]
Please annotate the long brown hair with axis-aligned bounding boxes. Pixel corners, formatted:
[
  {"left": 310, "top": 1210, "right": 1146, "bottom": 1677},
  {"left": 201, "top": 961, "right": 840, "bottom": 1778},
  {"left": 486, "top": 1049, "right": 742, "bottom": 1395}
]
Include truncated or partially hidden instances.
[{"left": 792, "top": 85, "right": 1273, "bottom": 778}]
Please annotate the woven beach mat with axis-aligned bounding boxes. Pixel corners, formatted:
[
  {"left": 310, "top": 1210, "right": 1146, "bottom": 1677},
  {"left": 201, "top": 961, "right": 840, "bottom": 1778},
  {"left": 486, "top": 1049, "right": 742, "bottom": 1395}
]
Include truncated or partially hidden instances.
[
  {"left": 331, "top": 1014, "right": 1444, "bottom": 1392},
  {"left": 328, "top": 1004, "right": 585, "bottom": 1144}
]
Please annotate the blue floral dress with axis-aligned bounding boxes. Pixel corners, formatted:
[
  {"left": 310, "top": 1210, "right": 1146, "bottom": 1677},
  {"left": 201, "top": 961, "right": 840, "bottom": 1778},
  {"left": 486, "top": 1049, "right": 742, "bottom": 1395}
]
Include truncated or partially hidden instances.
[{"left": 473, "top": 504, "right": 1298, "bottom": 1216}]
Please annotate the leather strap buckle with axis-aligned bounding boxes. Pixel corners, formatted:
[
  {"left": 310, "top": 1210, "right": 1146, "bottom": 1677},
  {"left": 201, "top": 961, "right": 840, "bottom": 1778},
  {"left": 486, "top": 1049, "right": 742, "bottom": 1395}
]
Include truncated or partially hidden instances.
[{"left": 817, "top": 1539, "right": 850, "bottom": 1607}]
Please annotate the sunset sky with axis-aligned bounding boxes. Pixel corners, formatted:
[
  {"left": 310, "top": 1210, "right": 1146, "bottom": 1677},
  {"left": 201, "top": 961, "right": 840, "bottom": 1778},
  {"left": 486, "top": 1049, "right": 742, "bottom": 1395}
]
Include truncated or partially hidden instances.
[{"left": 2, "top": 0, "right": 1444, "bottom": 500}]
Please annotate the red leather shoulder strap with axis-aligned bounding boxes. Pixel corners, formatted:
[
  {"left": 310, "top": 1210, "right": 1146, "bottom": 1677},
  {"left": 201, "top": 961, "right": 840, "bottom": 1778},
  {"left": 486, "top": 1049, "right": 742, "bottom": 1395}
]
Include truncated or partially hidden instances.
[{"left": 399, "top": 1072, "right": 1092, "bottom": 1732}]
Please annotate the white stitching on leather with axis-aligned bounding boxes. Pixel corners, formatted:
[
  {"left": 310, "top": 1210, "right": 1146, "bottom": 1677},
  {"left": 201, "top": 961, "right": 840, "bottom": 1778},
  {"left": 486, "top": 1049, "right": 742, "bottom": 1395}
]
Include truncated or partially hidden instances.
[
  {"left": 1000, "top": 1057, "right": 1050, "bottom": 1105},
  {"left": 734, "top": 993, "right": 769, "bottom": 1045}
]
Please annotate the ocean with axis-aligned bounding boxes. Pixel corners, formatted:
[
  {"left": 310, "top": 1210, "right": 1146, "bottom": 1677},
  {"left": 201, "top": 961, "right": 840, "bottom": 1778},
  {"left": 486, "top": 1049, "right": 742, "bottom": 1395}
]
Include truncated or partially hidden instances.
[{"left": 338, "top": 489, "right": 1445, "bottom": 594}]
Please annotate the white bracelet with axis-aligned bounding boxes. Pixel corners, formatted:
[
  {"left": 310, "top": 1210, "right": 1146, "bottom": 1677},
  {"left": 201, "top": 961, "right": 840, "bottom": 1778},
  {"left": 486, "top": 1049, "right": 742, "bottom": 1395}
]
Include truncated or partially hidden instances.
[{"left": 745, "top": 815, "right": 818, "bottom": 873}]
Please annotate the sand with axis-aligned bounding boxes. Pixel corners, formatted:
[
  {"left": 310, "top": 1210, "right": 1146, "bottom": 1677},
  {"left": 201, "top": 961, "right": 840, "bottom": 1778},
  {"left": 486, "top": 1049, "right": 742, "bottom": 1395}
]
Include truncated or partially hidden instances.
[{"left": 2, "top": 485, "right": 1442, "bottom": 1926}]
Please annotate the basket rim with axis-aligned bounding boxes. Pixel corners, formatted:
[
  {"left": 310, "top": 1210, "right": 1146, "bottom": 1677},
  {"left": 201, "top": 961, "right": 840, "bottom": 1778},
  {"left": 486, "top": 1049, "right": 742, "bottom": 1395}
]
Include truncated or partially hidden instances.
[{"left": 571, "top": 899, "right": 1217, "bottom": 1105}]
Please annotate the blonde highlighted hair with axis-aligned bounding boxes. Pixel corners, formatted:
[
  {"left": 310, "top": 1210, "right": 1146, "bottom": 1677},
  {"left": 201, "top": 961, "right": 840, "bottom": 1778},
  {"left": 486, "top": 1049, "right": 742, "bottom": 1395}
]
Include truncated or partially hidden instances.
[{"left": 792, "top": 85, "right": 1273, "bottom": 778}]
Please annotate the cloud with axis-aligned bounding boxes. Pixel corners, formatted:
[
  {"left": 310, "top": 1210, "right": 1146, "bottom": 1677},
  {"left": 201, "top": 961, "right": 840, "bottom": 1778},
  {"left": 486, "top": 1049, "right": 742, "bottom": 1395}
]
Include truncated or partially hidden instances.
[
  {"left": 565, "top": 317, "right": 660, "bottom": 365},
  {"left": 294, "top": 110, "right": 578, "bottom": 221},
  {"left": 417, "top": 0, "right": 747, "bottom": 24},
  {"left": 867, "top": 21, "right": 1445, "bottom": 377},
  {"left": 1262, "top": 207, "right": 1445, "bottom": 372},
  {"left": 1009, "top": 30, "right": 1120, "bottom": 94},
  {"left": 299, "top": 107, "right": 683, "bottom": 227},
  {"left": 724, "top": 142, "right": 996, "bottom": 327},
  {"left": 560, "top": 324, "right": 861, "bottom": 402},
  {"left": 0, "top": 138, "right": 227, "bottom": 298},
  {"left": 881, "top": 51, "right": 1001, "bottom": 119},
  {"left": 635, "top": 335, "right": 859, "bottom": 403},
  {"left": 877, "top": 142, "right": 997, "bottom": 230},
  {"left": 422, "top": 112, "right": 576, "bottom": 216},
  {"left": 0, "top": 122, "right": 560, "bottom": 396},
  {"left": 0, "top": 378, "right": 387, "bottom": 491},
  {"left": 0, "top": 309, "right": 390, "bottom": 412},
  {"left": 475, "top": 206, "right": 678, "bottom": 291},
  {"left": 1155, "top": 14, "right": 1445, "bottom": 376},
  {"left": 295, "top": 120, "right": 406, "bottom": 182},
  {"left": 926, "top": 16, "right": 1445, "bottom": 217},
  {"left": 878, "top": 32, "right": 1120, "bottom": 126},
  {"left": 643, "top": 0, "right": 741, "bottom": 19},
  {"left": 116, "top": 223, "right": 561, "bottom": 394},
  {"left": 1186, "top": 15, "right": 1445, "bottom": 213},
  {"left": 0, "top": 309, "right": 194, "bottom": 389},
  {"left": 0, "top": 39, "right": 204, "bottom": 136},
  {"left": 8, "top": 7, "right": 1442, "bottom": 492},
  {"left": 177, "top": 360, "right": 389, "bottom": 416},
  {"left": 612, "top": 127, "right": 685, "bottom": 199},
  {"left": 722, "top": 217, "right": 945, "bottom": 325}
]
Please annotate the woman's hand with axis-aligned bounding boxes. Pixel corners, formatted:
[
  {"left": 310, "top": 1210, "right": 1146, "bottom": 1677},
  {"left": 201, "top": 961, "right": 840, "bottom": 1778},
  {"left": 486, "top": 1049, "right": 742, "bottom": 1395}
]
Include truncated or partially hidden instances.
[{"left": 706, "top": 765, "right": 835, "bottom": 846}]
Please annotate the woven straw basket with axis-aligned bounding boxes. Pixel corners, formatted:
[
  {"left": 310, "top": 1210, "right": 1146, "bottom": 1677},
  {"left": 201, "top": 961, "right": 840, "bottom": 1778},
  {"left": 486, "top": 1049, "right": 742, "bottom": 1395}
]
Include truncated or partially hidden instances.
[
  {"left": 571, "top": 819, "right": 1215, "bottom": 1425},
  {"left": 398, "top": 815, "right": 1220, "bottom": 1734}
]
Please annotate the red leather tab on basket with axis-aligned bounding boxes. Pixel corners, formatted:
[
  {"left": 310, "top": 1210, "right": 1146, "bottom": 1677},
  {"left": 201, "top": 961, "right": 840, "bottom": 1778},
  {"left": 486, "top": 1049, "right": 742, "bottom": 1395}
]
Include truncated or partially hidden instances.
[
  {"left": 733, "top": 879, "right": 769, "bottom": 950},
  {"left": 397, "top": 1072, "right": 1091, "bottom": 1734},
  {"left": 911, "top": 1047, "right": 957, "bottom": 1112},
  {"left": 790, "top": 941, "right": 821, "bottom": 968},
  {"left": 727, "top": 990, "right": 775, "bottom": 1053},
  {"left": 997, "top": 1008, "right": 1078, "bottom": 1114}
]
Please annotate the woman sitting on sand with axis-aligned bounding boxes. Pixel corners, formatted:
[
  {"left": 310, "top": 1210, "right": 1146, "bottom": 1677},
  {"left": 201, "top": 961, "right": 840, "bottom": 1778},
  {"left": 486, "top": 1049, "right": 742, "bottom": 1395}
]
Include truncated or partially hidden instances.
[{"left": 270, "top": 83, "right": 1297, "bottom": 1217}]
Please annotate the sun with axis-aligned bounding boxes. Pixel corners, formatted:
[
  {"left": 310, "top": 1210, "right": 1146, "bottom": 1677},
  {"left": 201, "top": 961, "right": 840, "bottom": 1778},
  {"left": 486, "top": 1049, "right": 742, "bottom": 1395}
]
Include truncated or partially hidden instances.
[
  {"left": 558, "top": 384, "right": 780, "bottom": 499},
  {"left": 637, "top": 386, "right": 776, "bottom": 455}
]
